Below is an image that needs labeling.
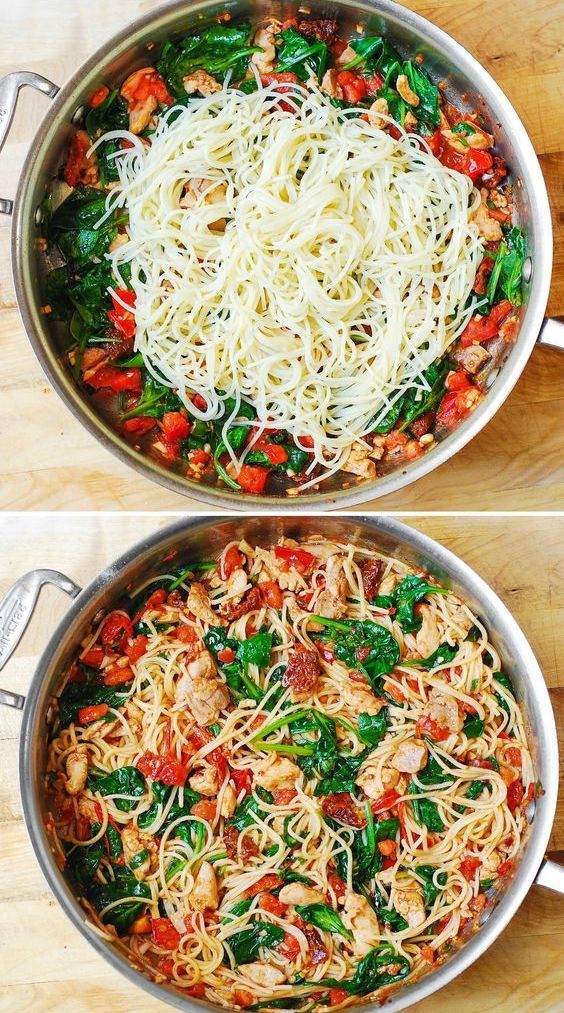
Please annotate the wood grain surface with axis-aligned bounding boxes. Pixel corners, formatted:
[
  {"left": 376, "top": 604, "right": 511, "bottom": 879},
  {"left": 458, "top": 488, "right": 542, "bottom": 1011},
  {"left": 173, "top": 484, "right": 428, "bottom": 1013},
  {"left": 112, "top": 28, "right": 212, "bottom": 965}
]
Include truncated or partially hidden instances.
[
  {"left": 0, "top": 513, "right": 563, "bottom": 1012},
  {"left": 0, "top": 0, "right": 563, "bottom": 512}
]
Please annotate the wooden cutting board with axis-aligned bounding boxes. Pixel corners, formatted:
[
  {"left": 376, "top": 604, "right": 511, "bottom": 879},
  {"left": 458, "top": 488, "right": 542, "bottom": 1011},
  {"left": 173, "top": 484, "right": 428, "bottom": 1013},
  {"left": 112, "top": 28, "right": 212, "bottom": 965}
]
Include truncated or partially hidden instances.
[
  {"left": 0, "top": 514, "right": 562, "bottom": 1012},
  {"left": 0, "top": 0, "right": 563, "bottom": 511}
]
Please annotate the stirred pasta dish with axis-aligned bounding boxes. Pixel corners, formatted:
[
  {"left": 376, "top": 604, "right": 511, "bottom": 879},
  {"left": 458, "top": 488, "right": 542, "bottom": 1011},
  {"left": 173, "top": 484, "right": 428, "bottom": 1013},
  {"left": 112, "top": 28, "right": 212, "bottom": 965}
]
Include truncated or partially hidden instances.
[
  {"left": 43, "top": 14, "right": 526, "bottom": 497},
  {"left": 45, "top": 535, "right": 534, "bottom": 1010}
]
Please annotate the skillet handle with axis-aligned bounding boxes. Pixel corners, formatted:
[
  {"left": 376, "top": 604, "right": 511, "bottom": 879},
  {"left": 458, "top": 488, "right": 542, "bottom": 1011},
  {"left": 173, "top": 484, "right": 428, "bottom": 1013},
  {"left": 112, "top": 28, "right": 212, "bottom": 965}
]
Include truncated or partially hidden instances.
[
  {"left": 534, "top": 858, "right": 564, "bottom": 895},
  {"left": 537, "top": 318, "right": 564, "bottom": 351},
  {"left": 0, "top": 71, "right": 59, "bottom": 215},
  {"left": 0, "top": 570, "right": 82, "bottom": 709}
]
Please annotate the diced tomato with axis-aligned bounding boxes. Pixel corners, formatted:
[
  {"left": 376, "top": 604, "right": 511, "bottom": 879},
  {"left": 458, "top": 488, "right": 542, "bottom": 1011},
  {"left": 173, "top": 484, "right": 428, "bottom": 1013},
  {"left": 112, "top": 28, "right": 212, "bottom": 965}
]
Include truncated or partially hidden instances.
[
  {"left": 158, "top": 957, "right": 175, "bottom": 976},
  {"left": 327, "top": 869, "right": 347, "bottom": 903},
  {"left": 233, "top": 989, "right": 255, "bottom": 1008},
  {"left": 186, "top": 983, "right": 206, "bottom": 998},
  {"left": 274, "top": 545, "right": 315, "bottom": 573},
  {"left": 427, "top": 129, "right": 442, "bottom": 156},
  {"left": 81, "top": 646, "right": 105, "bottom": 668},
  {"left": 315, "top": 640, "right": 335, "bottom": 663},
  {"left": 78, "top": 703, "right": 109, "bottom": 724},
  {"left": 261, "top": 71, "right": 299, "bottom": 87},
  {"left": 271, "top": 788, "right": 297, "bottom": 805},
  {"left": 89, "top": 85, "right": 110, "bottom": 108},
  {"left": 416, "top": 714, "right": 450, "bottom": 742},
  {"left": 237, "top": 464, "right": 270, "bottom": 495},
  {"left": 383, "top": 679, "right": 406, "bottom": 703},
  {"left": 439, "top": 142, "right": 494, "bottom": 182},
  {"left": 125, "top": 69, "right": 172, "bottom": 107},
  {"left": 329, "top": 989, "right": 350, "bottom": 1007},
  {"left": 255, "top": 441, "right": 288, "bottom": 465},
  {"left": 230, "top": 767, "right": 253, "bottom": 796},
  {"left": 279, "top": 931, "right": 301, "bottom": 962},
  {"left": 107, "top": 289, "right": 136, "bottom": 339},
  {"left": 144, "top": 588, "right": 168, "bottom": 611},
  {"left": 191, "top": 799, "right": 216, "bottom": 820},
  {"left": 460, "top": 856, "right": 481, "bottom": 881},
  {"left": 506, "top": 779, "right": 524, "bottom": 811},
  {"left": 100, "top": 611, "right": 133, "bottom": 647},
  {"left": 505, "top": 746, "right": 522, "bottom": 768},
  {"left": 377, "top": 839, "right": 397, "bottom": 858},
  {"left": 130, "top": 913, "right": 152, "bottom": 935},
  {"left": 336, "top": 70, "right": 368, "bottom": 104},
  {"left": 103, "top": 662, "right": 135, "bottom": 686},
  {"left": 497, "top": 859, "right": 514, "bottom": 877},
  {"left": 218, "top": 647, "right": 236, "bottom": 663},
  {"left": 446, "top": 370, "right": 472, "bottom": 392},
  {"left": 123, "top": 417, "right": 157, "bottom": 435},
  {"left": 298, "top": 435, "right": 315, "bottom": 449},
  {"left": 189, "top": 447, "right": 210, "bottom": 467},
  {"left": 469, "top": 893, "right": 488, "bottom": 913},
  {"left": 64, "top": 129, "right": 95, "bottom": 187},
  {"left": 220, "top": 545, "right": 244, "bottom": 580},
  {"left": 259, "top": 892, "right": 288, "bottom": 917},
  {"left": 137, "top": 751, "right": 187, "bottom": 786},
  {"left": 459, "top": 299, "right": 513, "bottom": 348},
  {"left": 192, "top": 393, "right": 208, "bottom": 411},
  {"left": 151, "top": 917, "right": 181, "bottom": 950},
  {"left": 88, "top": 366, "right": 142, "bottom": 392},
  {"left": 384, "top": 430, "right": 408, "bottom": 452},
  {"left": 371, "top": 790, "right": 400, "bottom": 815},
  {"left": 366, "top": 72, "right": 384, "bottom": 94},
  {"left": 259, "top": 580, "right": 283, "bottom": 609},
  {"left": 124, "top": 634, "right": 149, "bottom": 663},
  {"left": 161, "top": 411, "right": 190, "bottom": 442}
]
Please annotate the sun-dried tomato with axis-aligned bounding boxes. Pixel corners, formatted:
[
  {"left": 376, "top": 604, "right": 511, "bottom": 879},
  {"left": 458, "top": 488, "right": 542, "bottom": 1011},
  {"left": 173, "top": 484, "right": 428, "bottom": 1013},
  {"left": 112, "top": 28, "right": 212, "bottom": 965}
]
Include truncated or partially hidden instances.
[
  {"left": 322, "top": 793, "right": 367, "bottom": 828},
  {"left": 282, "top": 647, "right": 320, "bottom": 697},
  {"left": 221, "top": 586, "right": 262, "bottom": 621},
  {"left": 297, "top": 18, "right": 338, "bottom": 42},
  {"left": 360, "top": 559, "right": 382, "bottom": 599}
]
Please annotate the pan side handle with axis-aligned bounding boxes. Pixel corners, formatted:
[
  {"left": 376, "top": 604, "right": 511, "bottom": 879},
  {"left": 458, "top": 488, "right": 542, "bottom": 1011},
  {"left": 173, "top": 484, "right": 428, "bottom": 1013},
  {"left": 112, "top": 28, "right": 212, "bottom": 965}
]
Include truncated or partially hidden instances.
[
  {"left": 534, "top": 858, "right": 564, "bottom": 896},
  {"left": 537, "top": 318, "right": 564, "bottom": 351},
  {"left": 0, "top": 570, "right": 82, "bottom": 709},
  {"left": 0, "top": 71, "right": 59, "bottom": 215}
]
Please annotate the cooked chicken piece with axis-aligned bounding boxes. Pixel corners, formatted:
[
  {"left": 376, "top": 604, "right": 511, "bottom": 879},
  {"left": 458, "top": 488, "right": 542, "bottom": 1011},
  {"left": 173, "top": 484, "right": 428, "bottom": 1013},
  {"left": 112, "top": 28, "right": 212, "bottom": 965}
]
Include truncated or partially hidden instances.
[
  {"left": 426, "top": 687, "right": 464, "bottom": 734},
  {"left": 367, "top": 97, "right": 389, "bottom": 129},
  {"left": 471, "top": 198, "right": 503, "bottom": 242},
  {"left": 122, "top": 825, "right": 152, "bottom": 881},
  {"left": 239, "top": 962, "right": 286, "bottom": 987},
  {"left": 254, "top": 754, "right": 301, "bottom": 791},
  {"left": 219, "top": 568, "right": 249, "bottom": 614},
  {"left": 251, "top": 24, "right": 276, "bottom": 75},
  {"left": 396, "top": 74, "right": 419, "bottom": 106},
  {"left": 394, "top": 877, "right": 426, "bottom": 928},
  {"left": 254, "top": 546, "right": 304, "bottom": 591},
  {"left": 278, "top": 882, "right": 325, "bottom": 906},
  {"left": 378, "top": 573, "right": 397, "bottom": 597},
  {"left": 180, "top": 178, "right": 227, "bottom": 228},
  {"left": 187, "top": 583, "right": 224, "bottom": 627},
  {"left": 80, "top": 717, "right": 118, "bottom": 742},
  {"left": 341, "top": 442, "right": 377, "bottom": 480},
  {"left": 189, "top": 763, "right": 220, "bottom": 797},
  {"left": 321, "top": 68, "right": 343, "bottom": 99},
  {"left": 315, "top": 554, "right": 348, "bottom": 620},
  {"left": 452, "top": 343, "right": 491, "bottom": 374},
  {"left": 336, "top": 45, "right": 357, "bottom": 67},
  {"left": 124, "top": 700, "right": 144, "bottom": 739},
  {"left": 442, "top": 127, "right": 494, "bottom": 153},
  {"left": 342, "top": 891, "right": 380, "bottom": 956},
  {"left": 219, "top": 783, "right": 237, "bottom": 819},
  {"left": 404, "top": 110, "right": 418, "bottom": 131},
  {"left": 481, "top": 849, "right": 502, "bottom": 874},
  {"left": 64, "top": 746, "right": 88, "bottom": 796},
  {"left": 381, "top": 766, "right": 401, "bottom": 791},
  {"left": 285, "top": 594, "right": 309, "bottom": 623},
  {"left": 184, "top": 69, "right": 221, "bottom": 96},
  {"left": 391, "top": 739, "right": 428, "bottom": 773},
  {"left": 415, "top": 606, "right": 442, "bottom": 657},
  {"left": 109, "top": 233, "right": 129, "bottom": 254},
  {"left": 77, "top": 796, "right": 98, "bottom": 821},
  {"left": 175, "top": 648, "right": 230, "bottom": 725},
  {"left": 120, "top": 67, "right": 160, "bottom": 133},
  {"left": 190, "top": 861, "right": 219, "bottom": 911},
  {"left": 342, "top": 680, "right": 385, "bottom": 717}
]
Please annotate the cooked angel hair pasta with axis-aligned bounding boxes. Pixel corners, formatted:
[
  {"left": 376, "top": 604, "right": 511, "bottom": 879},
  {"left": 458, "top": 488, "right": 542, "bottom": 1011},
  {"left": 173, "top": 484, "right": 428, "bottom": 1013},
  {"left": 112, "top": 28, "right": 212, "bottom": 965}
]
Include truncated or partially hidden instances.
[
  {"left": 99, "top": 81, "right": 483, "bottom": 480},
  {"left": 46, "top": 537, "right": 533, "bottom": 1011}
]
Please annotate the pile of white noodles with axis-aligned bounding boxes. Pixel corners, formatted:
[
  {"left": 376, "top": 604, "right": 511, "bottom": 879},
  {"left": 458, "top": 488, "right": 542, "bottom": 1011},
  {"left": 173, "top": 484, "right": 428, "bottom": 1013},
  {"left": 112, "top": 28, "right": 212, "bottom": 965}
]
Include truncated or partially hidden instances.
[{"left": 96, "top": 80, "right": 483, "bottom": 479}]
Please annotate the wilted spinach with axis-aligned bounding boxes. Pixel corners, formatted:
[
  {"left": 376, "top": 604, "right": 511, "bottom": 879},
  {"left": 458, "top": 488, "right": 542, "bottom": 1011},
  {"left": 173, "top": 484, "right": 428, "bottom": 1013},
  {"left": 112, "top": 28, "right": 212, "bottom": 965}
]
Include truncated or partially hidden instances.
[
  {"left": 275, "top": 26, "right": 328, "bottom": 80},
  {"left": 295, "top": 903, "right": 352, "bottom": 940},
  {"left": 226, "top": 919, "right": 285, "bottom": 964},
  {"left": 87, "top": 866, "right": 150, "bottom": 933},
  {"left": 157, "top": 23, "right": 258, "bottom": 98},
  {"left": 315, "top": 942, "right": 410, "bottom": 995},
  {"left": 87, "top": 766, "right": 147, "bottom": 813}
]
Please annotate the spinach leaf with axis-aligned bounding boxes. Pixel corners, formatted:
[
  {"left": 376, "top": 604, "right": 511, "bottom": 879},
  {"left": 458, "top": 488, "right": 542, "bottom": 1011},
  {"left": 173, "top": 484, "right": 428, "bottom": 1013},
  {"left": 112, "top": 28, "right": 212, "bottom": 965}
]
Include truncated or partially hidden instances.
[
  {"left": 371, "top": 885, "right": 408, "bottom": 931},
  {"left": 158, "top": 24, "right": 257, "bottom": 98},
  {"left": 415, "top": 865, "right": 446, "bottom": 906},
  {"left": 58, "top": 680, "right": 129, "bottom": 728},
  {"left": 85, "top": 89, "right": 128, "bottom": 136},
  {"left": 66, "top": 840, "right": 103, "bottom": 886},
  {"left": 221, "top": 897, "right": 254, "bottom": 923},
  {"left": 317, "top": 943, "right": 410, "bottom": 995},
  {"left": 285, "top": 444, "right": 310, "bottom": 475},
  {"left": 486, "top": 227, "right": 526, "bottom": 307},
  {"left": 275, "top": 26, "right": 328, "bottom": 80},
  {"left": 314, "top": 747, "right": 373, "bottom": 796},
  {"left": 87, "top": 766, "right": 146, "bottom": 812},
  {"left": 390, "top": 575, "right": 449, "bottom": 633},
  {"left": 404, "top": 642, "right": 458, "bottom": 670},
  {"left": 122, "top": 373, "right": 184, "bottom": 421},
  {"left": 238, "top": 631, "right": 273, "bottom": 669},
  {"left": 226, "top": 919, "right": 285, "bottom": 964},
  {"left": 87, "top": 867, "right": 151, "bottom": 934},
  {"left": 466, "top": 779, "right": 487, "bottom": 800},
  {"left": 343, "top": 36, "right": 384, "bottom": 70},
  {"left": 295, "top": 903, "right": 352, "bottom": 940},
  {"left": 370, "top": 395, "right": 404, "bottom": 434},
  {"left": 49, "top": 186, "right": 108, "bottom": 233},
  {"left": 138, "top": 780, "right": 200, "bottom": 832},
  {"left": 408, "top": 781, "right": 445, "bottom": 832},
  {"left": 402, "top": 60, "right": 440, "bottom": 127},
  {"left": 310, "top": 616, "right": 400, "bottom": 685},
  {"left": 466, "top": 624, "right": 482, "bottom": 642},
  {"left": 493, "top": 671, "right": 515, "bottom": 717},
  {"left": 416, "top": 754, "right": 455, "bottom": 787},
  {"left": 376, "top": 84, "right": 407, "bottom": 125},
  {"left": 463, "top": 713, "right": 485, "bottom": 738},
  {"left": 227, "top": 787, "right": 274, "bottom": 831},
  {"left": 357, "top": 710, "right": 388, "bottom": 746},
  {"left": 398, "top": 361, "right": 448, "bottom": 432}
]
